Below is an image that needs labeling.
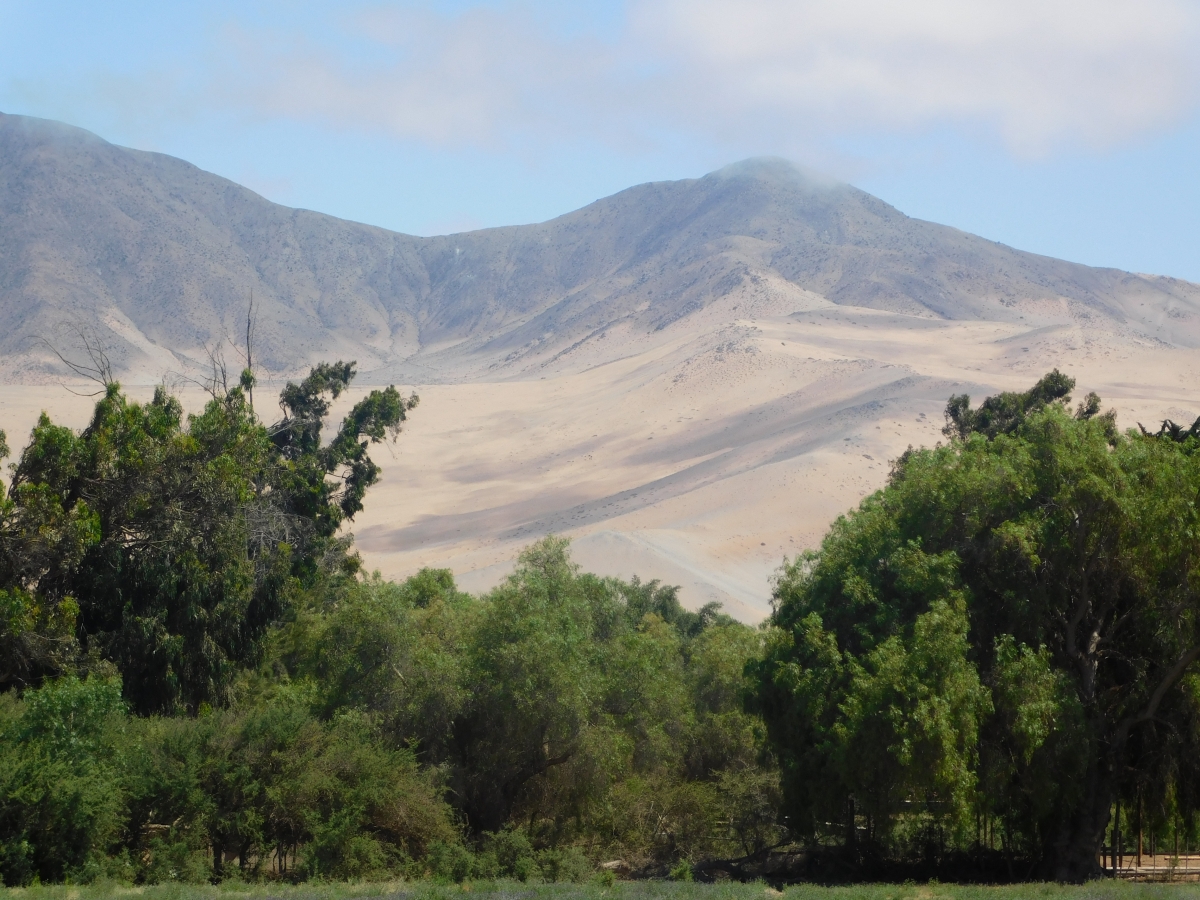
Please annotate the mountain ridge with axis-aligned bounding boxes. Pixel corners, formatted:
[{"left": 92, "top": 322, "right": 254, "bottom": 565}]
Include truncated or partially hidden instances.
[
  {"left": 2, "top": 111, "right": 1199, "bottom": 385},
  {"left": 5, "top": 113, "right": 1200, "bottom": 614}
]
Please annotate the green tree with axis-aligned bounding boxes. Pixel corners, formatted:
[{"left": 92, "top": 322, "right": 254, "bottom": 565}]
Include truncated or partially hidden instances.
[
  {"left": 0, "top": 676, "right": 128, "bottom": 885},
  {"left": 941, "top": 369, "right": 1110, "bottom": 441},
  {"left": 267, "top": 362, "right": 417, "bottom": 566},
  {"left": 191, "top": 687, "right": 455, "bottom": 880},
  {"left": 0, "top": 530, "right": 779, "bottom": 882},
  {"left": 454, "top": 538, "right": 603, "bottom": 832},
  {"left": 274, "top": 536, "right": 776, "bottom": 866},
  {"left": 274, "top": 570, "right": 471, "bottom": 764},
  {"left": 755, "top": 373, "right": 1200, "bottom": 880},
  {"left": 0, "top": 362, "right": 414, "bottom": 714}
]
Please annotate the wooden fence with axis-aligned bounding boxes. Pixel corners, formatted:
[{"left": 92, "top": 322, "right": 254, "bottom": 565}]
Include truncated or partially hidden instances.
[{"left": 1102, "top": 850, "right": 1200, "bottom": 880}]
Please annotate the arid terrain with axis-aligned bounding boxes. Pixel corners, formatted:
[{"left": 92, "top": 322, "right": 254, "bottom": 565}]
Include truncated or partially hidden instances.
[
  {"left": 3, "top": 113, "right": 1200, "bottom": 619},
  {"left": 5, "top": 306, "right": 1197, "bottom": 620}
]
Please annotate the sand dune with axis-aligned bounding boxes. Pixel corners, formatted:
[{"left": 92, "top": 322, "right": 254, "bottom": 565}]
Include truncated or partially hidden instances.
[{"left": 5, "top": 295, "right": 1196, "bottom": 621}]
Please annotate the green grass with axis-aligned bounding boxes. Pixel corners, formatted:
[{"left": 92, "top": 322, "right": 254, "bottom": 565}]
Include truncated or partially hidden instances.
[{"left": 5, "top": 881, "right": 1200, "bottom": 900}]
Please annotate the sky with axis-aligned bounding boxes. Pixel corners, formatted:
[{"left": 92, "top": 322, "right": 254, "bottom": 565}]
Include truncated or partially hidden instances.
[{"left": 2, "top": 0, "right": 1199, "bottom": 281}]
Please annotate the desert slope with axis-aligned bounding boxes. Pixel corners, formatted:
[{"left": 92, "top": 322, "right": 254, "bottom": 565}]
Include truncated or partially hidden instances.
[
  {"left": 4, "top": 305, "right": 1197, "bottom": 621},
  {"left": 3, "top": 112, "right": 1200, "bottom": 618}
]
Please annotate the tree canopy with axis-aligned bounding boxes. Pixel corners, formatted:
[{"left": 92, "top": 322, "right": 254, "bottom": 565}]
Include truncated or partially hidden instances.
[
  {"left": 7, "top": 364, "right": 1200, "bottom": 885},
  {"left": 0, "top": 537, "right": 774, "bottom": 885},
  {"left": 0, "top": 368, "right": 777, "bottom": 887},
  {"left": 0, "top": 365, "right": 415, "bottom": 713},
  {"left": 754, "top": 373, "right": 1200, "bottom": 880}
]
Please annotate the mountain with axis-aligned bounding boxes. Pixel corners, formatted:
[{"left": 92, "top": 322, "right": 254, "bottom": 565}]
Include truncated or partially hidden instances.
[
  {"left": 5, "top": 112, "right": 1200, "bottom": 617},
  {"left": 3, "top": 111, "right": 1199, "bottom": 385}
]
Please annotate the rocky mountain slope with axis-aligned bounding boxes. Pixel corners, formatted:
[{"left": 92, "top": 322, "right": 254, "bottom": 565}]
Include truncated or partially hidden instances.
[
  {"left": 6, "top": 113, "right": 1200, "bottom": 616},
  {"left": 3, "top": 111, "right": 1199, "bottom": 385}
]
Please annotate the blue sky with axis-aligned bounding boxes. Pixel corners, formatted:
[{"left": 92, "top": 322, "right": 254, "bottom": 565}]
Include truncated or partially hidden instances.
[{"left": 2, "top": 0, "right": 1199, "bottom": 280}]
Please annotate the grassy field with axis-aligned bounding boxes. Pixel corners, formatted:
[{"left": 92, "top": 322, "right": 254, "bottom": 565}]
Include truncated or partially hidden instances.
[{"left": 5, "top": 881, "right": 1200, "bottom": 900}]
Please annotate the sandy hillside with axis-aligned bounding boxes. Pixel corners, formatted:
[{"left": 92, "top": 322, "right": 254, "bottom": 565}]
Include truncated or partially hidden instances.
[
  {"left": 5, "top": 113, "right": 1200, "bottom": 619},
  {"left": 4, "top": 292, "right": 1196, "bottom": 622}
]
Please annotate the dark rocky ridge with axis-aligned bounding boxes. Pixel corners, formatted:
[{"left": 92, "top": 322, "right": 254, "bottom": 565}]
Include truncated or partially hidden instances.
[{"left": 2, "top": 112, "right": 1198, "bottom": 383}]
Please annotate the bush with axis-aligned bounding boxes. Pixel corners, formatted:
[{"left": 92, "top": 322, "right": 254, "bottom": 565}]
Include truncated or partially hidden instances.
[
  {"left": 426, "top": 840, "right": 475, "bottom": 883},
  {"left": 0, "top": 536, "right": 782, "bottom": 883},
  {"left": 0, "top": 677, "right": 128, "bottom": 885},
  {"left": 669, "top": 859, "right": 694, "bottom": 881},
  {"left": 481, "top": 827, "right": 534, "bottom": 878},
  {"left": 302, "top": 809, "right": 389, "bottom": 880},
  {"left": 536, "top": 846, "right": 592, "bottom": 882},
  {"left": 140, "top": 835, "right": 212, "bottom": 884}
]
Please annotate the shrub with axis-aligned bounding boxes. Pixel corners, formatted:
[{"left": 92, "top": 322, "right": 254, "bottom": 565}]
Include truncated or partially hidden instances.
[
  {"left": 536, "top": 846, "right": 592, "bottom": 882},
  {"left": 426, "top": 840, "right": 475, "bottom": 883},
  {"left": 0, "top": 677, "right": 128, "bottom": 885},
  {"left": 140, "top": 835, "right": 212, "bottom": 884},
  {"left": 669, "top": 859, "right": 694, "bottom": 881},
  {"left": 481, "top": 827, "right": 534, "bottom": 878}
]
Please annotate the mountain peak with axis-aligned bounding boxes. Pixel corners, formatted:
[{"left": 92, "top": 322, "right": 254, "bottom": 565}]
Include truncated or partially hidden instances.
[
  {"left": 0, "top": 110, "right": 108, "bottom": 148},
  {"left": 707, "top": 156, "right": 843, "bottom": 191},
  {"left": 1, "top": 114, "right": 1198, "bottom": 385}
]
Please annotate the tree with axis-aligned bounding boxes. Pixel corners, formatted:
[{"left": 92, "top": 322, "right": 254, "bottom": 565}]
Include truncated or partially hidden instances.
[
  {"left": 754, "top": 373, "right": 1200, "bottom": 880},
  {"left": 274, "top": 570, "right": 471, "bottom": 764},
  {"left": 0, "top": 676, "right": 128, "bottom": 885},
  {"left": 454, "top": 538, "right": 604, "bottom": 832},
  {"left": 0, "top": 363, "right": 415, "bottom": 714},
  {"left": 272, "top": 535, "right": 777, "bottom": 865},
  {"left": 269, "top": 362, "right": 417, "bottom": 555},
  {"left": 0, "top": 423, "right": 85, "bottom": 692},
  {"left": 941, "top": 369, "right": 1110, "bottom": 441}
]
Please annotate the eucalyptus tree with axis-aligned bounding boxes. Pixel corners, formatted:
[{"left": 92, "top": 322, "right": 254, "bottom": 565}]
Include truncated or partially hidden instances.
[
  {"left": 0, "top": 363, "right": 415, "bottom": 714},
  {"left": 755, "top": 373, "right": 1200, "bottom": 880}
]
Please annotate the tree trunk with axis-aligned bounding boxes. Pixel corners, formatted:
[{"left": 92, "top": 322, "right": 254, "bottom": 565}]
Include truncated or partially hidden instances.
[
  {"left": 1137, "top": 792, "right": 1143, "bottom": 868},
  {"left": 1115, "top": 801, "right": 1121, "bottom": 874},
  {"left": 1050, "top": 752, "right": 1112, "bottom": 881}
]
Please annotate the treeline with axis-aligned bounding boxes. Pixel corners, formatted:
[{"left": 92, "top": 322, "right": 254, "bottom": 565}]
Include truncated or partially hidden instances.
[
  {"left": 0, "top": 365, "right": 777, "bottom": 885},
  {"left": 0, "top": 543, "right": 777, "bottom": 884},
  {"left": 4, "top": 365, "right": 1200, "bottom": 885}
]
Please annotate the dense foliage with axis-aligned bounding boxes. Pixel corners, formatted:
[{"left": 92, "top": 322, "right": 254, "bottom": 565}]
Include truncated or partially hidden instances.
[
  {"left": 276, "top": 542, "right": 777, "bottom": 868},
  {"left": 754, "top": 372, "right": 1200, "bottom": 880},
  {"left": 0, "top": 372, "right": 776, "bottom": 885},
  {"left": 0, "top": 545, "right": 774, "bottom": 885},
  {"left": 0, "top": 365, "right": 415, "bottom": 713},
  {"left": 5, "top": 367, "right": 1199, "bottom": 886}
]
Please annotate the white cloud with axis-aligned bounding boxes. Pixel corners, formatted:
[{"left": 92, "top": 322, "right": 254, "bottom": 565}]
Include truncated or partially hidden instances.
[
  {"left": 635, "top": 0, "right": 1200, "bottom": 155},
  {"left": 218, "top": 0, "right": 1200, "bottom": 158},
  {"left": 220, "top": 8, "right": 613, "bottom": 148}
]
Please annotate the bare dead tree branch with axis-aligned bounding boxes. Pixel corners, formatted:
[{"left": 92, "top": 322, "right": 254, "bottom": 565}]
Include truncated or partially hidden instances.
[
  {"left": 174, "top": 341, "right": 232, "bottom": 400},
  {"left": 36, "top": 324, "right": 115, "bottom": 394},
  {"left": 218, "top": 291, "right": 259, "bottom": 412},
  {"left": 206, "top": 342, "right": 230, "bottom": 398}
]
